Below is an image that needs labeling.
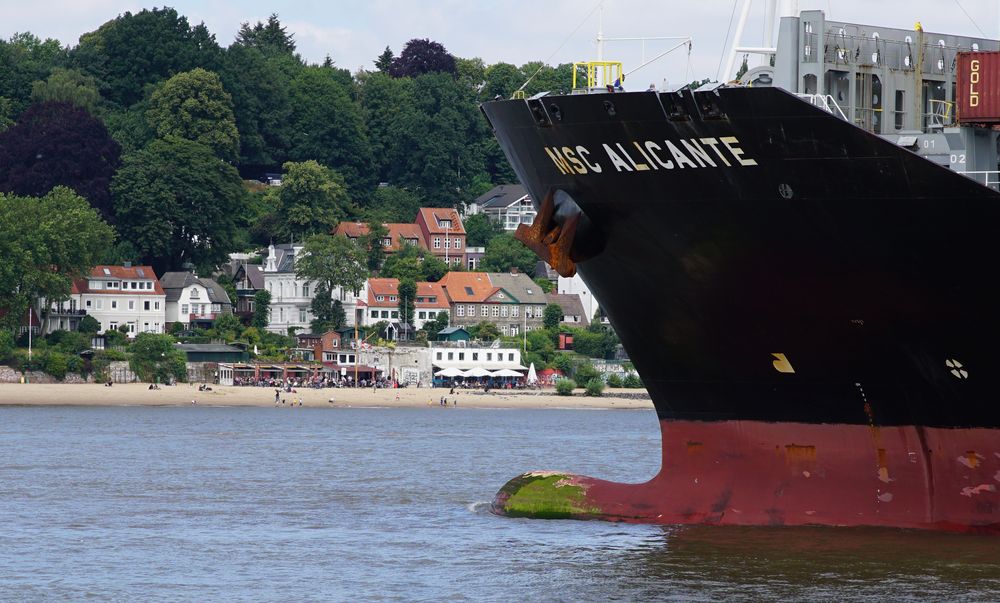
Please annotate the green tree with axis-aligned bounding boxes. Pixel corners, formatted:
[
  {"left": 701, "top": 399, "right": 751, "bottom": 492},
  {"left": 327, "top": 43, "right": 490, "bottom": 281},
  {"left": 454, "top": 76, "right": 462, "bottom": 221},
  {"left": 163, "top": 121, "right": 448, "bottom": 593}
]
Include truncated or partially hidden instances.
[
  {"left": 235, "top": 14, "right": 297, "bottom": 56},
  {"left": 359, "top": 222, "right": 388, "bottom": 271},
  {"left": 379, "top": 242, "right": 449, "bottom": 282},
  {"left": 463, "top": 213, "right": 504, "bottom": 247},
  {"left": 129, "top": 332, "right": 186, "bottom": 383},
  {"left": 533, "top": 277, "right": 554, "bottom": 293},
  {"left": 543, "top": 303, "right": 563, "bottom": 330},
  {"left": 0, "top": 32, "right": 64, "bottom": 115},
  {"left": 71, "top": 8, "right": 221, "bottom": 107},
  {"left": 287, "top": 66, "right": 374, "bottom": 198},
  {"left": 0, "top": 187, "right": 113, "bottom": 331},
  {"left": 277, "top": 160, "right": 355, "bottom": 238},
  {"left": 555, "top": 378, "right": 576, "bottom": 395},
  {"left": 252, "top": 290, "right": 271, "bottom": 329},
  {"left": 30, "top": 68, "right": 101, "bottom": 113},
  {"left": 483, "top": 62, "right": 522, "bottom": 99},
  {"left": 0, "top": 330, "right": 15, "bottom": 362},
  {"left": 294, "top": 233, "right": 368, "bottom": 296},
  {"left": 361, "top": 185, "right": 423, "bottom": 223},
  {"left": 213, "top": 313, "right": 242, "bottom": 340},
  {"left": 374, "top": 46, "right": 394, "bottom": 72},
  {"left": 218, "top": 46, "right": 293, "bottom": 167},
  {"left": 78, "top": 315, "right": 101, "bottom": 334},
  {"left": 309, "top": 284, "right": 346, "bottom": 333},
  {"left": 111, "top": 136, "right": 245, "bottom": 272},
  {"left": 481, "top": 233, "right": 537, "bottom": 274},
  {"left": 398, "top": 279, "right": 416, "bottom": 326},
  {"left": 584, "top": 378, "right": 604, "bottom": 397},
  {"left": 474, "top": 321, "right": 500, "bottom": 341},
  {"left": 421, "top": 311, "right": 450, "bottom": 340},
  {"left": 146, "top": 68, "right": 240, "bottom": 162}
]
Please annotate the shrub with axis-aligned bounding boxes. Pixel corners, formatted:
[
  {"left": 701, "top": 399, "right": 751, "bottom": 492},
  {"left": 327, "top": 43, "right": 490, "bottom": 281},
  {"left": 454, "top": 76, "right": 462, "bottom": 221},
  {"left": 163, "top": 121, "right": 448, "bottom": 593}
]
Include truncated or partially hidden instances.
[
  {"left": 43, "top": 351, "right": 68, "bottom": 380},
  {"left": 66, "top": 354, "right": 84, "bottom": 376},
  {"left": 0, "top": 330, "right": 14, "bottom": 362},
  {"left": 78, "top": 315, "right": 100, "bottom": 333},
  {"left": 554, "top": 378, "right": 577, "bottom": 396},
  {"left": 605, "top": 373, "right": 623, "bottom": 388},
  {"left": 584, "top": 378, "right": 604, "bottom": 397},
  {"left": 574, "top": 362, "right": 599, "bottom": 384},
  {"left": 623, "top": 373, "right": 643, "bottom": 388}
]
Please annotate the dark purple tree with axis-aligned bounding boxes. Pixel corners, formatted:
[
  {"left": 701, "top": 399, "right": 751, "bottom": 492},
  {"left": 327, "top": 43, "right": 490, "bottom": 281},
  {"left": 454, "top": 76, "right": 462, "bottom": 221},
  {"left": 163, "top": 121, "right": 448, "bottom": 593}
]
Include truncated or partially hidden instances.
[
  {"left": 0, "top": 101, "right": 121, "bottom": 221},
  {"left": 389, "top": 39, "right": 457, "bottom": 78}
]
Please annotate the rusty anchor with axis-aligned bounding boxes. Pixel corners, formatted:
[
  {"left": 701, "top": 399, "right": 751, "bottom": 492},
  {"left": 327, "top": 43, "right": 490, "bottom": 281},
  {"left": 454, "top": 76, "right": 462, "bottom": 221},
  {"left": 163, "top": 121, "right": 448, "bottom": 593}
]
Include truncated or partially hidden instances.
[{"left": 514, "top": 190, "right": 581, "bottom": 277}]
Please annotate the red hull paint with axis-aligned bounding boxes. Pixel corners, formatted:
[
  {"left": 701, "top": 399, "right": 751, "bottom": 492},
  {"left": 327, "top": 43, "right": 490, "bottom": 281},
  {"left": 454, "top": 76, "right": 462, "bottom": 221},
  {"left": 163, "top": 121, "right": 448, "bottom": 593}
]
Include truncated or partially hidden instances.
[{"left": 566, "top": 421, "right": 1000, "bottom": 532}]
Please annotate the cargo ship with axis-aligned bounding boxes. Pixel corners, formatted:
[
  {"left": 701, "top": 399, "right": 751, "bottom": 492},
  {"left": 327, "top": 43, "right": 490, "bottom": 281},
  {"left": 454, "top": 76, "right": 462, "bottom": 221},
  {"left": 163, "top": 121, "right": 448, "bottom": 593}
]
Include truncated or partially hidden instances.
[{"left": 482, "top": 8, "right": 1000, "bottom": 532}]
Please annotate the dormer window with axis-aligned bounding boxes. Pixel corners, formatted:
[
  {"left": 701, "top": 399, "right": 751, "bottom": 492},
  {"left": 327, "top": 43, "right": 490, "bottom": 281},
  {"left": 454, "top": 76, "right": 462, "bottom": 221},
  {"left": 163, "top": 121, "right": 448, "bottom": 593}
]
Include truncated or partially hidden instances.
[
  {"left": 389, "top": 296, "right": 397, "bottom": 302},
  {"left": 438, "top": 219, "right": 452, "bottom": 229},
  {"left": 382, "top": 238, "right": 392, "bottom": 247},
  {"left": 376, "top": 295, "right": 385, "bottom": 301},
  {"left": 102, "top": 268, "right": 111, "bottom": 276}
]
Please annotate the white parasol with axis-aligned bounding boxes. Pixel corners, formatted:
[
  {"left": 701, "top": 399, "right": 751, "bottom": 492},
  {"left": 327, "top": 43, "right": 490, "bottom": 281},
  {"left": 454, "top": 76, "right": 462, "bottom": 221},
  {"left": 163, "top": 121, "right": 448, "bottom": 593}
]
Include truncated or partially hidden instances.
[
  {"left": 491, "top": 368, "right": 523, "bottom": 378},
  {"left": 462, "top": 367, "right": 493, "bottom": 378},
  {"left": 434, "top": 367, "right": 464, "bottom": 377},
  {"left": 527, "top": 362, "right": 538, "bottom": 383}
]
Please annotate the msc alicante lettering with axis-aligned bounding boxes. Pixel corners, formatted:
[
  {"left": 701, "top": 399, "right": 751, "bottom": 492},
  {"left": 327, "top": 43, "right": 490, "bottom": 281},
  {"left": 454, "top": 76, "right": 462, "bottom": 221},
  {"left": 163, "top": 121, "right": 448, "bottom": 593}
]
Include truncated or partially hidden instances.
[{"left": 544, "top": 136, "right": 758, "bottom": 175}]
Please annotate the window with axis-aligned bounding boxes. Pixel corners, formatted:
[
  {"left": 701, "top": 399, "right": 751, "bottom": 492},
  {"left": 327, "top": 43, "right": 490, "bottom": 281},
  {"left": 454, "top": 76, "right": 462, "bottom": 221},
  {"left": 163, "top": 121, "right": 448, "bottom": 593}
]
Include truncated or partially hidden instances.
[
  {"left": 436, "top": 352, "right": 443, "bottom": 360},
  {"left": 391, "top": 311, "right": 398, "bottom": 319},
  {"left": 299, "top": 309, "right": 307, "bottom": 323},
  {"left": 190, "top": 288, "right": 200, "bottom": 298},
  {"left": 86, "top": 300, "right": 92, "bottom": 308},
  {"left": 381, "top": 310, "right": 389, "bottom": 318},
  {"left": 418, "top": 311, "right": 426, "bottom": 319},
  {"left": 324, "top": 352, "right": 335, "bottom": 362},
  {"left": 382, "top": 237, "right": 392, "bottom": 247},
  {"left": 143, "top": 322, "right": 149, "bottom": 331},
  {"left": 525, "top": 306, "right": 532, "bottom": 318},
  {"left": 459, "top": 352, "right": 465, "bottom": 361},
  {"left": 154, "top": 322, "right": 160, "bottom": 332},
  {"left": 448, "top": 352, "right": 454, "bottom": 360},
  {"left": 438, "top": 218, "right": 452, "bottom": 228},
  {"left": 130, "top": 282, "right": 137, "bottom": 290},
  {"left": 457, "top": 306, "right": 465, "bottom": 317},
  {"left": 454, "top": 238, "right": 461, "bottom": 248},
  {"left": 501, "top": 306, "right": 508, "bottom": 317},
  {"left": 433, "top": 237, "right": 441, "bottom": 249},
  {"left": 181, "top": 304, "right": 188, "bottom": 314},
  {"left": 501, "top": 325, "right": 509, "bottom": 335},
  {"left": 444, "top": 238, "right": 451, "bottom": 249},
  {"left": 154, "top": 301, "right": 160, "bottom": 310},
  {"left": 509, "top": 353, "right": 515, "bottom": 361},
  {"left": 481, "top": 306, "right": 488, "bottom": 317},
  {"left": 467, "top": 304, "right": 474, "bottom": 316},
  {"left": 111, "top": 300, "right": 118, "bottom": 310},
  {"left": 376, "top": 295, "right": 385, "bottom": 302},
  {"left": 127, "top": 322, "right": 136, "bottom": 333},
  {"left": 511, "top": 325, "right": 519, "bottom": 336},
  {"left": 389, "top": 296, "right": 396, "bottom": 302},
  {"left": 144, "top": 301, "right": 150, "bottom": 310},
  {"left": 109, "top": 322, "right": 118, "bottom": 330},
  {"left": 512, "top": 306, "right": 519, "bottom": 317},
  {"left": 102, "top": 268, "right": 111, "bottom": 276},
  {"left": 486, "top": 353, "right": 492, "bottom": 361},
  {"left": 303, "top": 283, "right": 310, "bottom": 297},
  {"left": 472, "top": 353, "right": 478, "bottom": 361},
  {"left": 279, "top": 307, "right": 285, "bottom": 321},
  {"left": 492, "top": 306, "right": 500, "bottom": 317},
  {"left": 371, "top": 310, "right": 378, "bottom": 318}
]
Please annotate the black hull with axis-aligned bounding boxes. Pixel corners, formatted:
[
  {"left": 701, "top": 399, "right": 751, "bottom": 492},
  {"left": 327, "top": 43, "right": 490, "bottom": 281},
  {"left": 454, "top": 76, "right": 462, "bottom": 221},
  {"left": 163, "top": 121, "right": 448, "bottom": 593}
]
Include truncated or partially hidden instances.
[{"left": 482, "top": 87, "right": 1000, "bottom": 429}]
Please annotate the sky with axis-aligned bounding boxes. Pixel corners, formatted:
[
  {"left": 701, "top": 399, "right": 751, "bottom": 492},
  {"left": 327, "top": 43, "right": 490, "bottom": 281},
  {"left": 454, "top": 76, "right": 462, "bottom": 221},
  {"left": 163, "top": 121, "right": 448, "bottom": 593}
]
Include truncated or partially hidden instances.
[{"left": 3, "top": 0, "right": 999, "bottom": 86}]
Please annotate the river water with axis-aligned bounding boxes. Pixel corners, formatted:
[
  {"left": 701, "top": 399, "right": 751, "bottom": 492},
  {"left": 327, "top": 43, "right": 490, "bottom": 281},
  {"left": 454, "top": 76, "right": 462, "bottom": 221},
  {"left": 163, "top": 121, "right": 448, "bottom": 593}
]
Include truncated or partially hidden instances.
[{"left": 0, "top": 406, "right": 997, "bottom": 601}]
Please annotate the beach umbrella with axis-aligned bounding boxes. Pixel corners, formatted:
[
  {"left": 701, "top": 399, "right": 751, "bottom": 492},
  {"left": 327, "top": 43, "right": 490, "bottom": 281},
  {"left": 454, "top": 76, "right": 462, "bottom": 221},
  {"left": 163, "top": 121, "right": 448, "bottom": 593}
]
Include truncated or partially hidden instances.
[
  {"left": 435, "top": 367, "right": 464, "bottom": 377},
  {"left": 492, "top": 368, "right": 523, "bottom": 378},
  {"left": 527, "top": 363, "right": 538, "bottom": 383},
  {"left": 462, "top": 367, "right": 492, "bottom": 378}
]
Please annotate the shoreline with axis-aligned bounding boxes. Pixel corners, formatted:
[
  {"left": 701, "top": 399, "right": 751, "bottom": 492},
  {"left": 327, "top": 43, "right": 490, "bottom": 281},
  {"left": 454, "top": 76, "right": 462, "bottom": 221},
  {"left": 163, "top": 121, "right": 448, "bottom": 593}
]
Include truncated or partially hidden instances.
[{"left": 0, "top": 383, "right": 654, "bottom": 410}]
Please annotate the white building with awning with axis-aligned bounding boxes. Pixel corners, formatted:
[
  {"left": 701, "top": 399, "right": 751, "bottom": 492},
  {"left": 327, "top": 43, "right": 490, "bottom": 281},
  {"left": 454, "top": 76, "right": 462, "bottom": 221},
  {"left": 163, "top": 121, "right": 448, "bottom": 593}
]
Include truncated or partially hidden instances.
[{"left": 429, "top": 343, "right": 526, "bottom": 374}]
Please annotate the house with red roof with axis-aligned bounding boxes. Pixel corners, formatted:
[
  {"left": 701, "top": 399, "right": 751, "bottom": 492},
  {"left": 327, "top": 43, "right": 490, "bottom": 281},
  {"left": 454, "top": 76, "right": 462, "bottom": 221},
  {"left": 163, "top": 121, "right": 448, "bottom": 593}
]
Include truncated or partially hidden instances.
[
  {"left": 415, "top": 208, "right": 466, "bottom": 268},
  {"left": 360, "top": 277, "right": 452, "bottom": 339},
  {"left": 49, "top": 264, "right": 166, "bottom": 336},
  {"left": 437, "top": 270, "right": 547, "bottom": 337}
]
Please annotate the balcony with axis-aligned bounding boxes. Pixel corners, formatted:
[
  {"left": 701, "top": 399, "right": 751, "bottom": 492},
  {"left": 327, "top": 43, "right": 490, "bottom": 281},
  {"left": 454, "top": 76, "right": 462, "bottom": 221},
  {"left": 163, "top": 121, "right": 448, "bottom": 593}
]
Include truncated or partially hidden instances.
[
  {"left": 189, "top": 313, "right": 217, "bottom": 322},
  {"left": 50, "top": 308, "right": 87, "bottom": 317}
]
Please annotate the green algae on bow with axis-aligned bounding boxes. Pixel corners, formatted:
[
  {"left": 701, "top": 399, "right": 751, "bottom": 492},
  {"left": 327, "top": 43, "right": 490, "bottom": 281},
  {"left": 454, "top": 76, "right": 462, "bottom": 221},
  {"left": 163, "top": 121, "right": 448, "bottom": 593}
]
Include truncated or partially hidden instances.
[{"left": 494, "top": 472, "right": 602, "bottom": 519}]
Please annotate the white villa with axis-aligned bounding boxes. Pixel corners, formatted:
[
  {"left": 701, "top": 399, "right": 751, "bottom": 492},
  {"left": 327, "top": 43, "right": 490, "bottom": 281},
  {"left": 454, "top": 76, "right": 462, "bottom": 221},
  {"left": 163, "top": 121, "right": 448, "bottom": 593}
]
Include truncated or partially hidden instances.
[
  {"left": 160, "top": 272, "right": 233, "bottom": 329},
  {"left": 48, "top": 264, "right": 166, "bottom": 336},
  {"left": 262, "top": 243, "right": 362, "bottom": 334}
]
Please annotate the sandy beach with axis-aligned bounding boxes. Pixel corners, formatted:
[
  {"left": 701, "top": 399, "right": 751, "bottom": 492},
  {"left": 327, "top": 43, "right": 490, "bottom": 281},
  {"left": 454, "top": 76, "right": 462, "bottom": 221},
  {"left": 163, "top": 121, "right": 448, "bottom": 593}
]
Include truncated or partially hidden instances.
[{"left": 0, "top": 382, "right": 653, "bottom": 410}]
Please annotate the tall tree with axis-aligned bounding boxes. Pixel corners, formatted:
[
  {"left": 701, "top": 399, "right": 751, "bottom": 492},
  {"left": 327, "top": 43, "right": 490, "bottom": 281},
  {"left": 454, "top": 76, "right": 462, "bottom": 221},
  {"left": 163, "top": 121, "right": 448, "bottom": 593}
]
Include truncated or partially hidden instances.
[
  {"left": 111, "top": 136, "right": 244, "bottom": 272},
  {"left": 361, "top": 185, "right": 423, "bottom": 223},
  {"left": 71, "top": 8, "right": 221, "bottom": 107},
  {"left": 276, "top": 160, "right": 355, "bottom": 238},
  {"left": 374, "top": 46, "right": 394, "bottom": 72},
  {"left": 0, "top": 33, "right": 65, "bottom": 115},
  {"left": 483, "top": 62, "right": 521, "bottom": 99},
  {"left": 463, "top": 213, "right": 504, "bottom": 247},
  {"left": 252, "top": 290, "right": 271, "bottom": 329},
  {"left": 359, "top": 222, "right": 389, "bottom": 271},
  {"left": 0, "top": 187, "right": 114, "bottom": 330},
  {"left": 294, "top": 233, "right": 368, "bottom": 296},
  {"left": 287, "top": 66, "right": 375, "bottom": 198},
  {"left": 146, "top": 67, "right": 240, "bottom": 161},
  {"left": 379, "top": 242, "right": 448, "bottom": 282},
  {"left": 398, "top": 279, "right": 416, "bottom": 327},
  {"left": 30, "top": 68, "right": 101, "bottom": 113},
  {"left": 235, "top": 14, "right": 296, "bottom": 56},
  {"left": 218, "top": 45, "right": 294, "bottom": 169},
  {"left": 481, "top": 233, "right": 537, "bottom": 274},
  {"left": 309, "top": 283, "right": 345, "bottom": 333},
  {"left": 0, "top": 101, "right": 121, "bottom": 221},
  {"left": 389, "top": 39, "right": 457, "bottom": 78}
]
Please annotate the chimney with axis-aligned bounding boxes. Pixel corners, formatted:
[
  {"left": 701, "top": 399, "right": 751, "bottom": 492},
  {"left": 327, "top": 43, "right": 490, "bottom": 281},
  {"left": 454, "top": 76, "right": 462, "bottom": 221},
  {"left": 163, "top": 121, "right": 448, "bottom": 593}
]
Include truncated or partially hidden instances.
[
  {"left": 124, "top": 261, "right": 132, "bottom": 268},
  {"left": 509, "top": 266, "right": 518, "bottom": 274}
]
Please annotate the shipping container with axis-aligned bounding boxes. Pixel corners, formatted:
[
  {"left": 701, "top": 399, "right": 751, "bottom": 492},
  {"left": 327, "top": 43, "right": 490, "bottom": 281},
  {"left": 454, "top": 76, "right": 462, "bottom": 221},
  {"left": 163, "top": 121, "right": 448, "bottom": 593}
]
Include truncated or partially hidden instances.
[{"left": 956, "top": 51, "right": 1000, "bottom": 123}]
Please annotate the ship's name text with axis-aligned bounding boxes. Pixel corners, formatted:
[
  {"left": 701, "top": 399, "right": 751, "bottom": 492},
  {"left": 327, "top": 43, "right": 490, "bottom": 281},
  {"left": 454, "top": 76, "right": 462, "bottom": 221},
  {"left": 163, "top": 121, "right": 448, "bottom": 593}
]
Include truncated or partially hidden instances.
[{"left": 543, "top": 136, "right": 757, "bottom": 175}]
